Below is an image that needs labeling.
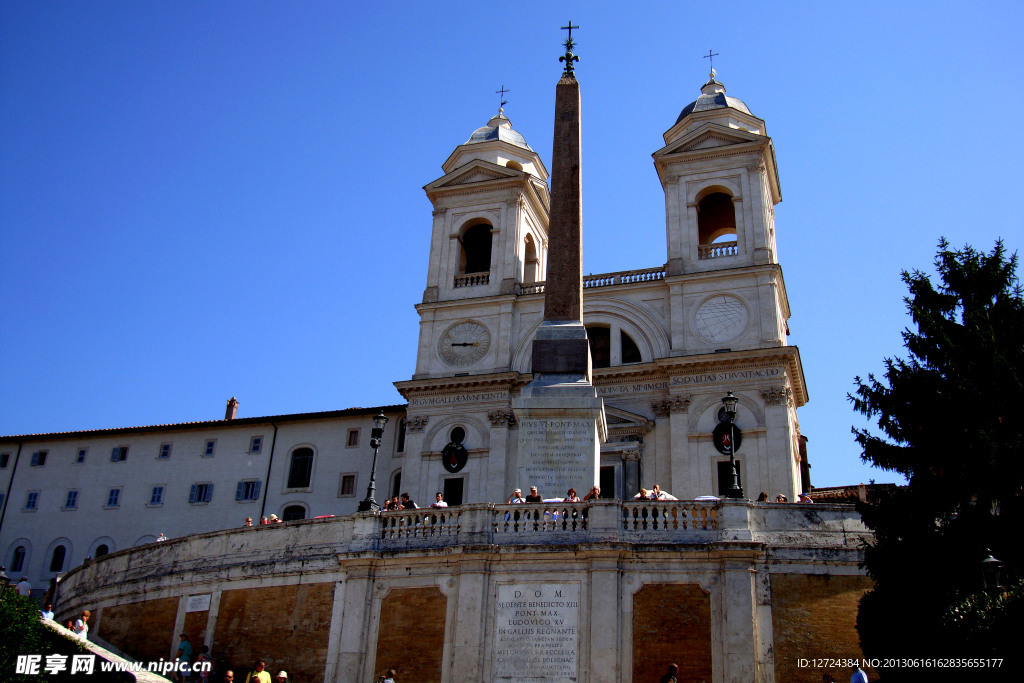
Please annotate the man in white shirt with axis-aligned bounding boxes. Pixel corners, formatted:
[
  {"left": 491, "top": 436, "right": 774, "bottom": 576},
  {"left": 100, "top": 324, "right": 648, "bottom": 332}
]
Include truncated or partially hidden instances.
[
  {"left": 506, "top": 488, "right": 525, "bottom": 504},
  {"left": 16, "top": 576, "right": 31, "bottom": 597},
  {"left": 430, "top": 492, "right": 448, "bottom": 508}
]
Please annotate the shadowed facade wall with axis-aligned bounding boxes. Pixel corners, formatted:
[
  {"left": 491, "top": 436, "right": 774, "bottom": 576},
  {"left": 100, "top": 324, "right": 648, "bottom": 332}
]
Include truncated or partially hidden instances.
[{"left": 632, "top": 583, "right": 713, "bottom": 683}]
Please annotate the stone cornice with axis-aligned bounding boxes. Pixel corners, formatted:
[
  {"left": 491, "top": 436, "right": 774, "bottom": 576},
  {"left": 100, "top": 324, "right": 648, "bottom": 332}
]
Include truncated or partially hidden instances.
[
  {"left": 394, "top": 372, "right": 528, "bottom": 400},
  {"left": 654, "top": 346, "right": 807, "bottom": 406}
]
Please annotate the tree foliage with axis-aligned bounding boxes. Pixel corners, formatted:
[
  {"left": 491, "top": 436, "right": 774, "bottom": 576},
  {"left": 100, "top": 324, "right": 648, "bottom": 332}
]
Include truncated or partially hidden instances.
[
  {"left": 849, "top": 239, "right": 1023, "bottom": 667},
  {"left": 0, "top": 589, "right": 92, "bottom": 683}
]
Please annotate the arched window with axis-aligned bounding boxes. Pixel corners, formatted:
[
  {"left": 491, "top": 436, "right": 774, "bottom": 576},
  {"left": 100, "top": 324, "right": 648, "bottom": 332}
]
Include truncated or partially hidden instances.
[
  {"left": 49, "top": 545, "right": 66, "bottom": 572},
  {"left": 390, "top": 470, "right": 402, "bottom": 500},
  {"left": 396, "top": 418, "right": 407, "bottom": 453},
  {"left": 697, "top": 192, "right": 737, "bottom": 259},
  {"left": 460, "top": 223, "right": 492, "bottom": 274},
  {"left": 587, "top": 326, "right": 611, "bottom": 368},
  {"left": 621, "top": 330, "right": 642, "bottom": 364},
  {"left": 95, "top": 544, "right": 109, "bottom": 558},
  {"left": 523, "top": 234, "right": 540, "bottom": 283},
  {"left": 282, "top": 505, "right": 306, "bottom": 521},
  {"left": 11, "top": 545, "right": 26, "bottom": 572},
  {"left": 586, "top": 325, "right": 642, "bottom": 368},
  {"left": 287, "top": 448, "right": 314, "bottom": 489}
]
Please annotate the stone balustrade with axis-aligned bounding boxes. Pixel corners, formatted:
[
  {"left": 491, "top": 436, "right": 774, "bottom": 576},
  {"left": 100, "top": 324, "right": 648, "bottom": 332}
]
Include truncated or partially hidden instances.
[
  {"left": 698, "top": 240, "right": 738, "bottom": 259},
  {"left": 453, "top": 272, "right": 489, "bottom": 288},
  {"left": 514, "top": 266, "right": 666, "bottom": 296},
  {"left": 55, "top": 500, "right": 870, "bottom": 608}
]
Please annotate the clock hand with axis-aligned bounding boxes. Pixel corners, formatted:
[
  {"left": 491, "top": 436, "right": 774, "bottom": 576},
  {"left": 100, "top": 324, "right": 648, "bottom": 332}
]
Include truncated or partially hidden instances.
[{"left": 451, "top": 342, "right": 479, "bottom": 347}]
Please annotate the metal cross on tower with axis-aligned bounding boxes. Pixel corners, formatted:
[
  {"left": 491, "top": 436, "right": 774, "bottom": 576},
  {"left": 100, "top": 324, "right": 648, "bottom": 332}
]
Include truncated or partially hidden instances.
[
  {"left": 495, "top": 84, "right": 509, "bottom": 111},
  {"left": 703, "top": 49, "right": 720, "bottom": 77}
]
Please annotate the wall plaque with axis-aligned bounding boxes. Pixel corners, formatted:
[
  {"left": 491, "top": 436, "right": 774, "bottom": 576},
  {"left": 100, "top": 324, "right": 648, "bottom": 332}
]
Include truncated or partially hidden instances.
[
  {"left": 494, "top": 583, "right": 580, "bottom": 682},
  {"left": 185, "top": 594, "right": 211, "bottom": 612}
]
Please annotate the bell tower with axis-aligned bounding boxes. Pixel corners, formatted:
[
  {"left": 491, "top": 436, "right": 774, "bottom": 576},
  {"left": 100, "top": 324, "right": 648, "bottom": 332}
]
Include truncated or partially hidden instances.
[{"left": 653, "top": 69, "right": 790, "bottom": 356}]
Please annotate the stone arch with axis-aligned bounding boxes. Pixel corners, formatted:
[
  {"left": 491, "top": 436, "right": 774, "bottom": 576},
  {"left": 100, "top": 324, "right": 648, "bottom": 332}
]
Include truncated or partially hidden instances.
[
  {"left": 523, "top": 233, "right": 540, "bottom": 283},
  {"left": 422, "top": 415, "right": 490, "bottom": 454},
  {"left": 44, "top": 537, "right": 72, "bottom": 574},
  {"left": 134, "top": 535, "right": 157, "bottom": 547},
  {"left": 458, "top": 219, "right": 494, "bottom": 274},
  {"left": 690, "top": 392, "right": 765, "bottom": 433},
  {"left": 281, "top": 503, "right": 307, "bottom": 521},
  {"left": 511, "top": 298, "right": 669, "bottom": 372},
  {"left": 89, "top": 537, "right": 116, "bottom": 559}
]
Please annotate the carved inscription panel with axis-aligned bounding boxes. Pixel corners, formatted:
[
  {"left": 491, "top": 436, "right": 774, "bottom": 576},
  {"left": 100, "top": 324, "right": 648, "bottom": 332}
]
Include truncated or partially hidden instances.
[{"left": 494, "top": 583, "right": 580, "bottom": 682}]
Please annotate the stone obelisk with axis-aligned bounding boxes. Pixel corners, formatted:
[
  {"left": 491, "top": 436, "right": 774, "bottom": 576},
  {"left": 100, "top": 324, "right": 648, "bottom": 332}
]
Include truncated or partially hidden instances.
[{"left": 512, "top": 27, "right": 606, "bottom": 500}]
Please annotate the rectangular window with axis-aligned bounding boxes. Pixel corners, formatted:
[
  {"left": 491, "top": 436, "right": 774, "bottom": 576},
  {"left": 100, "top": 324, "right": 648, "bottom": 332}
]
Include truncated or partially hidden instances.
[
  {"left": 189, "top": 483, "right": 213, "bottom": 504},
  {"left": 158, "top": 443, "right": 172, "bottom": 459},
  {"left": 235, "top": 480, "right": 262, "bottom": 501},
  {"left": 110, "top": 446, "right": 128, "bottom": 462},
  {"left": 64, "top": 490, "right": 79, "bottom": 509},
  {"left": 0, "top": 452, "right": 9, "bottom": 468},
  {"left": 75, "top": 449, "right": 87, "bottom": 464},
  {"left": 339, "top": 473, "right": 357, "bottom": 497},
  {"left": 249, "top": 436, "right": 263, "bottom": 454},
  {"left": 204, "top": 439, "right": 216, "bottom": 457},
  {"left": 25, "top": 491, "right": 40, "bottom": 510},
  {"left": 347, "top": 429, "right": 360, "bottom": 448},
  {"left": 30, "top": 450, "right": 47, "bottom": 467},
  {"left": 150, "top": 486, "right": 164, "bottom": 505},
  {"left": 106, "top": 488, "right": 121, "bottom": 507}
]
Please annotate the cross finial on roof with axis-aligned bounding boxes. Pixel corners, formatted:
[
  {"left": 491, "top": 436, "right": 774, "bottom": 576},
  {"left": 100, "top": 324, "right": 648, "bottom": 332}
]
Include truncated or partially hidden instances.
[
  {"left": 703, "top": 49, "right": 720, "bottom": 79},
  {"left": 559, "top": 21, "right": 580, "bottom": 75},
  {"left": 496, "top": 84, "right": 509, "bottom": 113}
]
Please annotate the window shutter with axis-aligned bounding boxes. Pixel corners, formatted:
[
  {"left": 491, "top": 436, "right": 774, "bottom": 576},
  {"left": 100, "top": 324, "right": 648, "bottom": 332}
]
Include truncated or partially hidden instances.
[
  {"left": 253, "top": 481, "right": 261, "bottom": 499},
  {"left": 204, "top": 484, "right": 213, "bottom": 502},
  {"left": 236, "top": 481, "right": 244, "bottom": 500},
  {"left": 189, "top": 484, "right": 198, "bottom": 503}
]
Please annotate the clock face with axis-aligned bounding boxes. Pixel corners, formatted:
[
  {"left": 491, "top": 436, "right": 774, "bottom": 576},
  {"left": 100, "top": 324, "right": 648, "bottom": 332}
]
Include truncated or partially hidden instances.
[
  {"left": 438, "top": 321, "right": 491, "bottom": 367},
  {"left": 694, "top": 295, "right": 749, "bottom": 343}
]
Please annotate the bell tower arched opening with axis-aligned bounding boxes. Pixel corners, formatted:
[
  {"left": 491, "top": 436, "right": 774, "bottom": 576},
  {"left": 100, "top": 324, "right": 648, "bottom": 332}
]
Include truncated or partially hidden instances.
[
  {"left": 523, "top": 234, "right": 540, "bottom": 283},
  {"left": 697, "top": 191, "right": 737, "bottom": 259},
  {"left": 459, "top": 223, "right": 493, "bottom": 275}
]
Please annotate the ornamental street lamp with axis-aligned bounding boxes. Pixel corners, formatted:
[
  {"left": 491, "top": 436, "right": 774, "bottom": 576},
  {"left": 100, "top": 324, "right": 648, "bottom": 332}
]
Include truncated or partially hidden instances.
[
  {"left": 721, "top": 391, "right": 744, "bottom": 499},
  {"left": 358, "top": 411, "right": 390, "bottom": 512},
  {"left": 980, "top": 549, "right": 1003, "bottom": 591}
]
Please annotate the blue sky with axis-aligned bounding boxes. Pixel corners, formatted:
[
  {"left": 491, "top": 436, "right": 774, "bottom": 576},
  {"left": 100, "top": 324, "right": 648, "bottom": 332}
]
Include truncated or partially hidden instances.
[{"left": 2, "top": 1, "right": 1021, "bottom": 488}]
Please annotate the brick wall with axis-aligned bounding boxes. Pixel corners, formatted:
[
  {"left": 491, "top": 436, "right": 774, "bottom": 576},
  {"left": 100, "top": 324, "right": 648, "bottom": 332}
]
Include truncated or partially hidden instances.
[
  {"left": 96, "top": 596, "right": 178, "bottom": 663},
  {"left": 771, "top": 573, "right": 874, "bottom": 682},
  {"left": 632, "top": 583, "right": 713, "bottom": 683},
  {"left": 374, "top": 586, "right": 447, "bottom": 682},
  {"left": 213, "top": 584, "right": 334, "bottom": 683},
  {"left": 183, "top": 610, "right": 208, "bottom": 656}
]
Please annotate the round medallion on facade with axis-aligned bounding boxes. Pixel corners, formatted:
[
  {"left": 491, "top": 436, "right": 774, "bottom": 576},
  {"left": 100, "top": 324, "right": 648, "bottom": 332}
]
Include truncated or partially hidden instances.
[
  {"left": 694, "top": 295, "right": 749, "bottom": 343},
  {"left": 438, "top": 320, "right": 491, "bottom": 367}
]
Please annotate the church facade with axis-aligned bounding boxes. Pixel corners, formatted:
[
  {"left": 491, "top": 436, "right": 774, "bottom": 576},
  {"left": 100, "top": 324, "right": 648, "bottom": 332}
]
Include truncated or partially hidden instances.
[{"left": 1, "top": 67, "right": 871, "bottom": 683}]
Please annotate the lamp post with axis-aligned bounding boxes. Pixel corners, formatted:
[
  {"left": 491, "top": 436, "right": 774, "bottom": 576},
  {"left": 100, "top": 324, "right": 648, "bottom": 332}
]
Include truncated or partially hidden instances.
[
  {"left": 721, "top": 392, "right": 744, "bottom": 499},
  {"left": 358, "top": 411, "right": 389, "bottom": 512},
  {"left": 980, "top": 549, "right": 1003, "bottom": 591}
]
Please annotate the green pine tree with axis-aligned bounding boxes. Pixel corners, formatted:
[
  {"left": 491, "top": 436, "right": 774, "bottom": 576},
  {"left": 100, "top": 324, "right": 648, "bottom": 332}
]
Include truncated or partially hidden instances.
[{"left": 849, "top": 239, "right": 1023, "bottom": 669}]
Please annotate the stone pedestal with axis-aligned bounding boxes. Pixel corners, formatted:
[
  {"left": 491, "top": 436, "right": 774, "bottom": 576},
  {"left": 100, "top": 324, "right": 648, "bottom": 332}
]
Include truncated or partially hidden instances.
[{"left": 514, "top": 323, "right": 606, "bottom": 498}]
